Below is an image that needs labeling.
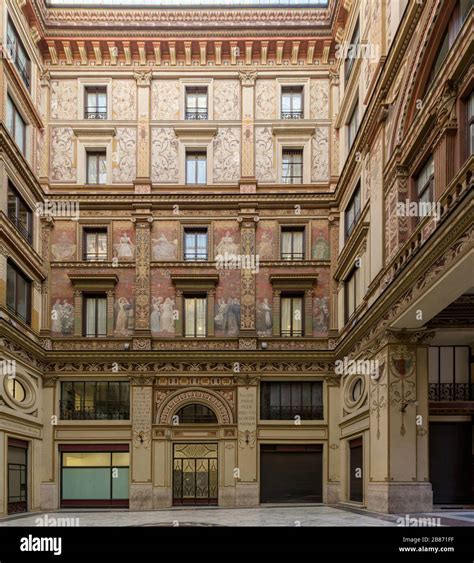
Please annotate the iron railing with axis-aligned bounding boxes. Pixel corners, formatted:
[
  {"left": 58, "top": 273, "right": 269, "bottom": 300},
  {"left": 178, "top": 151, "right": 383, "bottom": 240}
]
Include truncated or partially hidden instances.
[
  {"left": 59, "top": 401, "right": 130, "bottom": 420},
  {"left": 8, "top": 214, "right": 32, "bottom": 244},
  {"left": 261, "top": 405, "right": 323, "bottom": 420},
  {"left": 281, "top": 110, "right": 303, "bottom": 120},
  {"left": 429, "top": 383, "right": 474, "bottom": 402},
  {"left": 84, "top": 107, "right": 107, "bottom": 119},
  {"left": 185, "top": 109, "right": 208, "bottom": 120}
]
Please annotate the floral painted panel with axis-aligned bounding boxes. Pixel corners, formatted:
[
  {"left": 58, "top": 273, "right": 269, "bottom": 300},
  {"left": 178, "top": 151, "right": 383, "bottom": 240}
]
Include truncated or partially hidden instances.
[
  {"left": 310, "top": 79, "right": 330, "bottom": 120},
  {"left": 112, "top": 127, "right": 137, "bottom": 183},
  {"left": 152, "top": 80, "right": 180, "bottom": 121},
  {"left": 112, "top": 80, "right": 137, "bottom": 121},
  {"left": 50, "top": 80, "right": 77, "bottom": 120},
  {"left": 311, "top": 126, "right": 329, "bottom": 182},
  {"left": 151, "top": 128, "right": 179, "bottom": 183},
  {"left": 255, "top": 127, "right": 275, "bottom": 182},
  {"left": 255, "top": 80, "right": 276, "bottom": 120},
  {"left": 50, "top": 127, "right": 76, "bottom": 182},
  {"left": 213, "top": 127, "right": 240, "bottom": 183},
  {"left": 214, "top": 80, "right": 240, "bottom": 120}
]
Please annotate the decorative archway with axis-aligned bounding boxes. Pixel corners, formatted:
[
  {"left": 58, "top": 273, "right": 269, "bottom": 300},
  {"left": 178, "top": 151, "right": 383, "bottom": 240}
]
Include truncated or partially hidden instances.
[{"left": 157, "top": 387, "right": 234, "bottom": 425}]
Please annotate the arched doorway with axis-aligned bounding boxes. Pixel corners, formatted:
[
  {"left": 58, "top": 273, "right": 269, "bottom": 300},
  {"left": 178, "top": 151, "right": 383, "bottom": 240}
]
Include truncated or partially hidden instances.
[{"left": 172, "top": 403, "right": 219, "bottom": 506}]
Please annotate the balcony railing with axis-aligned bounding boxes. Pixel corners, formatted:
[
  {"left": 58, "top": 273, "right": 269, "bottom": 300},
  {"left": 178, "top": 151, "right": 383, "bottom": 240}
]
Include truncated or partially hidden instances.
[
  {"left": 281, "top": 252, "right": 304, "bottom": 260},
  {"left": 185, "top": 109, "right": 208, "bottom": 120},
  {"left": 281, "top": 329, "right": 303, "bottom": 337},
  {"left": 60, "top": 401, "right": 130, "bottom": 420},
  {"left": 281, "top": 111, "right": 303, "bottom": 120},
  {"left": 261, "top": 406, "right": 323, "bottom": 420},
  {"left": 429, "top": 383, "right": 474, "bottom": 402},
  {"left": 8, "top": 214, "right": 32, "bottom": 244},
  {"left": 84, "top": 107, "right": 107, "bottom": 120}
]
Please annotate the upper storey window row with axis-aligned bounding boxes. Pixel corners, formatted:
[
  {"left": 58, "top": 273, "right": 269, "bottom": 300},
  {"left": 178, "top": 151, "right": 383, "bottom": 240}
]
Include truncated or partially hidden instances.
[{"left": 6, "top": 18, "right": 31, "bottom": 91}]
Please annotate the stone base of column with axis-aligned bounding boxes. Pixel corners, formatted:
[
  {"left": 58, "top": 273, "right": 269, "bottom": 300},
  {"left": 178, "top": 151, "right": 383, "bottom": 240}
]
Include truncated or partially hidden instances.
[
  {"left": 40, "top": 483, "right": 58, "bottom": 510},
  {"left": 326, "top": 481, "right": 341, "bottom": 504},
  {"left": 235, "top": 482, "right": 259, "bottom": 507},
  {"left": 153, "top": 486, "right": 172, "bottom": 508},
  {"left": 367, "top": 482, "right": 433, "bottom": 514},
  {"left": 129, "top": 483, "right": 154, "bottom": 510}
]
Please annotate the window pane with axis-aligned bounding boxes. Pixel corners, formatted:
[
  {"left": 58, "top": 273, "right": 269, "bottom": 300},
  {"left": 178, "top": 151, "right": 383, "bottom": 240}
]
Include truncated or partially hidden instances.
[
  {"left": 196, "top": 233, "right": 207, "bottom": 258},
  {"left": 185, "top": 298, "right": 195, "bottom": 336},
  {"left": 195, "top": 298, "right": 206, "bottom": 336},
  {"left": 84, "top": 382, "right": 96, "bottom": 410},
  {"left": 6, "top": 97, "right": 15, "bottom": 135},
  {"left": 63, "top": 452, "right": 111, "bottom": 467},
  {"left": 186, "top": 156, "right": 196, "bottom": 183},
  {"left": 112, "top": 453, "right": 130, "bottom": 467},
  {"left": 97, "top": 298, "right": 107, "bottom": 336},
  {"left": 86, "top": 297, "right": 96, "bottom": 336},
  {"left": 281, "top": 298, "right": 292, "bottom": 334},
  {"left": 7, "top": 264, "right": 16, "bottom": 312},
  {"left": 87, "top": 154, "right": 97, "bottom": 183},
  {"left": 291, "top": 382, "right": 302, "bottom": 408},
  {"left": 98, "top": 154, "right": 107, "bottom": 184},
  {"left": 197, "top": 157, "right": 206, "bottom": 184},
  {"left": 62, "top": 468, "right": 110, "bottom": 499},
  {"left": 293, "top": 297, "right": 303, "bottom": 333},
  {"left": 111, "top": 467, "right": 129, "bottom": 499},
  {"left": 16, "top": 272, "right": 28, "bottom": 320}
]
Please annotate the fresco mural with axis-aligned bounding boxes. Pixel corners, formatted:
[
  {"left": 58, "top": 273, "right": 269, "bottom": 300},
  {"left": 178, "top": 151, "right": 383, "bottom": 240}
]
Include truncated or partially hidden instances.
[
  {"left": 115, "top": 297, "right": 134, "bottom": 334},
  {"left": 150, "top": 269, "right": 177, "bottom": 337},
  {"left": 51, "top": 299, "right": 74, "bottom": 335},
  {"left": 152, "top": 233, "right": 177, "bottom": 260},
  {"left": 215, "top": 297, "right": 241, "bottom": 337},
  {"left": 313, "top": 268, "right": 330, "bottom": 335},
  {"left": 311, "top": 222, "right": 330, "bottom": 261},
  {"left": 215, "top": 230, "right": 239, "bottom": 257},
  {"left": 113, "top": 224, "right": 135, "bottom": 261},
  {"left": 51, "top": 227, "right": 77, "bottom": 261},
  {"left": 257, "top": 223, "right": 276, "bottom": 260},
  {"left": 256, "top": 298, "right": 272, "bottom": 336}
]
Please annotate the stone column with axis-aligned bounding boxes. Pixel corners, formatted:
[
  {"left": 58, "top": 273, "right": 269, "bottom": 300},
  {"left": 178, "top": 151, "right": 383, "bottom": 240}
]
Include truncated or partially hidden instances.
[
  {"left": 235, "top": 376, "right": 259, "bottom": 506},
  {"left": 132, "top": 215, "right": 152, "bottom": 350},
  {"left": 207, "top": 289, "right": 215, "bottom": 337},
  {"left": 38, "top": 70, "right": 51, "bottom": 189},
  {"left": 272, "top": 289, "right": 281, "bottom": 337},
  {"left": 73, "top": 290, "right": 82, "bottom": 336},
  {"left": 239, "top": 70, "right": 257, "bottom": 193},
  {"left": 238, "top": 210, "right": 258, "bottom": 348},
  {"left": 40, "top": 376, "right": 58, "bottom": 510},
  {"left": 130, "top": 376, "right": 154, "bottom": 509},
  {"left": 326, "top": 375, "right": 341, "bottom": 503},
  {"left": 0, "top": 431, "right": 5, "bottom": 516},
  {"left": 40, "top": 216, "right": 54, "bottom": 336},
  {"left": 304, "top": 288, "right": 313, "bottom": 337},
  {"left": 133, "top": 69, "right": 152, "bottom": 194},
  {"left": 367, "top": 330, "right": 433, "bottom": 513},
  {"left": 106, "top": 289, "right": 115, "bottom": 337},
  {"left": 328, "top": 214, "right": 339, "bottom": 332}
]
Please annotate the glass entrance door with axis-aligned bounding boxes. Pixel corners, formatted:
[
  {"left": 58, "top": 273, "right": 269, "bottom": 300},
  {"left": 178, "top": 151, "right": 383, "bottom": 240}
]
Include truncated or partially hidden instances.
[
  {"left": 173, "top": 443, "right": 218, "bottom": 505},
  {"left": 8, "top": 443, "right": 28, "bottom": 514}
]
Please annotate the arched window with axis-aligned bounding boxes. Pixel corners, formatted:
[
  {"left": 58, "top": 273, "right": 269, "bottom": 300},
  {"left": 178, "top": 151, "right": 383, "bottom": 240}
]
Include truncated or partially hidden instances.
[{"left": 175, "top": 404, "right": 218, "bottom": 424}]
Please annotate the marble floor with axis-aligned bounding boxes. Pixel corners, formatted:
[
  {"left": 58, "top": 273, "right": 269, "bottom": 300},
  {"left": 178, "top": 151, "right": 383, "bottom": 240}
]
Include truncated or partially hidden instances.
[{"left": 0, "top": 506, "right": 398, "bottom": 527}]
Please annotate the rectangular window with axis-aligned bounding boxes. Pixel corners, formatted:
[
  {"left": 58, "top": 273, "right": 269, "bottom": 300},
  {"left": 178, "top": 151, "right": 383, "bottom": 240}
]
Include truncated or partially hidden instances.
[
  {"left": 86, "top": 151, "right": 107, "bottom": 184},
  {"left": 344, "top": 267, "right": 361, "bottom": 323},
  {"left": 282, "top": 149, "right": 303, "bottom": 184},
  {"left": 6, "top": 96, "right": 26, "bottom": 155},
  {"left": 186, "top": 151, "right": 207, "bottom": 184},
  {"left": 428, "top": 346, "right": 472, "bottom": 401},
  {"left": 281, "top": 86, "right": 303, "bottom": 119},
  {"left": 184, "top": 228, "right": 208, "bottom": 261},
  {"left": 60, "top": 448, "right": 129, "bottom": 506},
  {"left": 84, "top": 87, "right": 107, "bottom": 119},
  {"left": 6, "top": 261, "right": 31, "bottom": 325},
  {"left": 184, "top": 295, "right": 207, "bottom": 337},
  {"left": 260, "top": 382, "right": 323, "bottom": 420},
  {"left": 344, "top": 182, "right": 361, "bottom": 239},
  {"left": 60, "top": 381, "right": 130, "bottom": 420},
  {"left": 185, "top": 87, "right": 208, "bottom": 120},
  {"left": 415, "top": 155, "right": 434, "bottom": 209},
  {"left": 6, "top": 18, "right": 31, "bottom": 90},
  {"left": 347, "top": 102, "right": 359, "bottom": 151},
  {"left": 344, "top": 19, "right": 360, "bottom": 84},
  {"left": 84, "top": 230, "right": 107, "bottom": 261},
  {"left": 468, "top": 91, "right": 474, "bottom": 156},
  {"left": 281, "top": 228, "right": 304, "bottom": 260},
  {"left": 7, "top": 182, "right": 32, "bottom": 244},
  {"left": 83, "top": 294, "right": 107, "bottom": 337},
  {"left": 280, "top": 294, "right": 303, "bottom": 337}
]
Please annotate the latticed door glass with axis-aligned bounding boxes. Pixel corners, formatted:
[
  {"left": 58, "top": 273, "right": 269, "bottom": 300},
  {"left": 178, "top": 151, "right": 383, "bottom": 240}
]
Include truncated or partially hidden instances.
[{"left": 173, "top": 443, "right": 218, "bottom": 504}]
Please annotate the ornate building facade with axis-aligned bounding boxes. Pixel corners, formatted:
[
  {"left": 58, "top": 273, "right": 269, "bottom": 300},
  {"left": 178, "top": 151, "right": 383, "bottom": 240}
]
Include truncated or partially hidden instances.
[{"left": 0, "top": 0, "right": 472, "bottom": 516}]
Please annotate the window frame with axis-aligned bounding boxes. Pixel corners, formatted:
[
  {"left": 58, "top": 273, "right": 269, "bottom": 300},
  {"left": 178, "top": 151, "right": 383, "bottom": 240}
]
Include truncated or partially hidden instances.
[
  {"left": 280, "top": 227, "right": 305, "bottom": 260},
  {"left": 6, "top": 17, "right": 31, "bottom": 91},
  {"left": 260, "top": 381, "right": 324, "bottom": 421},
  {"left": 185, "top": 150, "right": 207, "bottom": 185},
  {"left": 347, "top": 102, "right": 359, "bottom": 152},
  {"left": 60, "top": 380, "right": 130, "bottom": 420},
  {"left": 84, "top": 86, "right": 108, "bottom": 120},
  {"left": 7, "top": 181, "right": 33, "bottom": 244},
  {"left": 344, "top": 181, "right": 361, "bottom": 239},
  {"left": 6, "top": 260, "right": 31, "bottom": 325},
  {"left": 6, "top": 95, "right": 26, "bottom": 155},
  {"left": 184, "top": 294, "right": 207, "bottom": 338},
  {"left": 281, "top": 148, "right": 304, "bottom": 184},
  {"left": 83, "top": 229, "right": 108, "bottom": 262},
  {"left": 344, "top": 18, "right": 360, "bottom": 85},
  {"left": 185, "top": 86, "right": 208, "bottom": 120},
  {"left": 280, "top": 86, "right": 304, "bottom": 120},
  {"left": 414, "top": 155, "right": 435, "bottom": 213},
  {"left": 344, "top": 266, "right": 360, "bottom": 323},
  {"left": 86, "top": 150, "right": 107, "bottom": 185},
  {"left": 83, "top": 293, "right": 107, "bottom": 338},
  {"left": 280, "top": 292, "right": 304, "bottom": 337},
  {"left": 183, "top": 228, "right": 209, "bottom": 261}
]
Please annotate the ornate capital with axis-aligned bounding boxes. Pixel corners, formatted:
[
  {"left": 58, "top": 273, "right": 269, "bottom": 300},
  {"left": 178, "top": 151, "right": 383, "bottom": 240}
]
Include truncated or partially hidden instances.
[
  {"left": 133, "top": 69, "right": 152, "bottom": 87},
  {"left": 239, "top": 70, "right": 257, "bottom": 86}
]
